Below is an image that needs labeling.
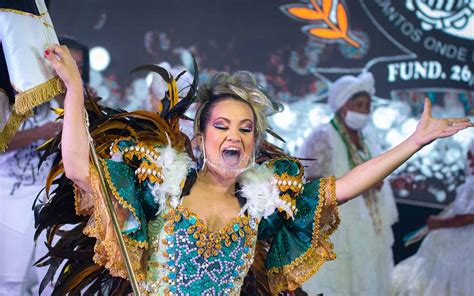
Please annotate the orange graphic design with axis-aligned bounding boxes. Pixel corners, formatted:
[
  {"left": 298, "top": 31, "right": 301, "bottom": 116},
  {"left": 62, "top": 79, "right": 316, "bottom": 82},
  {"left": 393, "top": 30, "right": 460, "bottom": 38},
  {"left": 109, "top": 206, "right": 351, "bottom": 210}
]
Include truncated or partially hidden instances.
[{"left": 283, "top": 0, "right": 360, "bottom": 48}]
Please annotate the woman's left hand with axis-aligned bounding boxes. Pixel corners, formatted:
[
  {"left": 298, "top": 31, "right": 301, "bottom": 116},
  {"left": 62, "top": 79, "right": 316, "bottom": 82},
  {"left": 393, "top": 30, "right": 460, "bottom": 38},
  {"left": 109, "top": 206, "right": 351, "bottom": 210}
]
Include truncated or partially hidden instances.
[
  {"left": 410, "top": 98, "right": 473, "bottom": 148},
  {"left": 44, "top": 45, "right": 83, "bottom": 91},
  {"left": 336, "top": 98, "right": 472, "bottom": 204}
]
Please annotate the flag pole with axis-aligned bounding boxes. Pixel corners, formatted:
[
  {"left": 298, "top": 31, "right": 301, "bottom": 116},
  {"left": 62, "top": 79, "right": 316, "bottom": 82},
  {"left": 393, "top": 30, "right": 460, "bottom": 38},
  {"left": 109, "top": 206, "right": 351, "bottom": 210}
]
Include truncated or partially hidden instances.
[{"left": 85, "top": 109, "right": 141, "bottom": 296}]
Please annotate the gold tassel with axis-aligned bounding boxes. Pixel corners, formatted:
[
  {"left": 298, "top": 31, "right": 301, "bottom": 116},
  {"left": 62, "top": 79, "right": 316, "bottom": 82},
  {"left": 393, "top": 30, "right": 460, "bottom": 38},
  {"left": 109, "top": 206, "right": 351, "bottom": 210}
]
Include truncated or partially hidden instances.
[
  {"left": 13, "top": 76, "right": 65, "bottom": 115},
  {"left": 0, "top": 110, "right": 32, "bottom": 152},
  {"left": 0, "top": 76, "right": 65, "bottom": 151}
]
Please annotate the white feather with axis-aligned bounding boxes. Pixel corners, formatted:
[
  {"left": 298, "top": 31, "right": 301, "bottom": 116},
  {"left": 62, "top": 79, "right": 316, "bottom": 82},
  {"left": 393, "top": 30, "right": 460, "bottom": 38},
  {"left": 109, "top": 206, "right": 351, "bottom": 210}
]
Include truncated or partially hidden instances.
[
  {"left": 239, "top": 164, "right": 294, "bottom": 219},
  {"left": 149, "top": 145, "right": 195, "bottom": 213}
]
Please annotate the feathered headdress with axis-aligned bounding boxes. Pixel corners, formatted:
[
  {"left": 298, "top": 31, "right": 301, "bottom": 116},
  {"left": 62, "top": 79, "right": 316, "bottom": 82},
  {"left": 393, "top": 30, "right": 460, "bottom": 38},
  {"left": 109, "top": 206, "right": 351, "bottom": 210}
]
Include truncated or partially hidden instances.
[{"left": 34, "top": 60, "right": 198, "bottom": 295}]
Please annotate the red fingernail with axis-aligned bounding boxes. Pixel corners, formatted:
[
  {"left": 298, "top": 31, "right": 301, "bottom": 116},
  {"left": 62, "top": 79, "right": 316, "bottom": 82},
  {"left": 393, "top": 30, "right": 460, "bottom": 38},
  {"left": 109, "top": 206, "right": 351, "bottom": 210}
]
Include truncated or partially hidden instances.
[{"left": 44, "top": 50, "right": 50, "bottom": 56}]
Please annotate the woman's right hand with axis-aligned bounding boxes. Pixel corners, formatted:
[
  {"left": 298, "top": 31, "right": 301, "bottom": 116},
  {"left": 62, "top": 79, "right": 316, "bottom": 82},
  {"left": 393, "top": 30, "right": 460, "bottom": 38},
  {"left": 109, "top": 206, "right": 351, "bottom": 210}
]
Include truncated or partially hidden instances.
[{"left": 44, "top": 45, "right": 83, "bottom": 91}]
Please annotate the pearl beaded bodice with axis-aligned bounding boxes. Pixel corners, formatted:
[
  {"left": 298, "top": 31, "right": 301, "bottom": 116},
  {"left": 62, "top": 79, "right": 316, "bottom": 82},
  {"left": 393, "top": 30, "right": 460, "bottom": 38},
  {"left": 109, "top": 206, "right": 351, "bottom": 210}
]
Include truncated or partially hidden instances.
[{"left": 142, "top": 206, "right": 259, "bottom": 295}]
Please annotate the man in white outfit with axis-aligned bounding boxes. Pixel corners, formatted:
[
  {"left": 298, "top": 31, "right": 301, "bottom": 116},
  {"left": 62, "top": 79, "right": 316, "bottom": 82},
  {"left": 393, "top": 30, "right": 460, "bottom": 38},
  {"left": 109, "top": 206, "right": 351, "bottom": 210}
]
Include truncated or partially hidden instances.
[
  {"left": 299, "top": 72, "right": 398, "bottom": 295},
  {"left": 0, "top": 91, "right": 60, "bottom": 295},
  {"left": 0, "top": 2, "right": 67, "bottom": 293}
]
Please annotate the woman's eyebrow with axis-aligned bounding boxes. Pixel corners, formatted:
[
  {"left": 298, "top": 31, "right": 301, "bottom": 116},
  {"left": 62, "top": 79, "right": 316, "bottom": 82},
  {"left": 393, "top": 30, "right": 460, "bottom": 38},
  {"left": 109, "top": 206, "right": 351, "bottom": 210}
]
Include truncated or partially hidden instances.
[
  {"left": 214, "top": 117, "right": 230, "bottom": 123},
  {"left": 240, "top": 118, "right": 254, "bottom": 124},
  {"left": 214, "top": 117, "right": 253, "bottom": 124}
]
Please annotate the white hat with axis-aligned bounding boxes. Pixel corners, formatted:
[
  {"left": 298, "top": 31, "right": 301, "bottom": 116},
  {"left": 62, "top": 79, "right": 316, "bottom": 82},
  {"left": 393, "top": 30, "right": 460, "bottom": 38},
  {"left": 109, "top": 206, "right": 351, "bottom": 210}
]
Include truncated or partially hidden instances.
[{"left": 328, "top": 72, "right": 375, "bottom": 112}]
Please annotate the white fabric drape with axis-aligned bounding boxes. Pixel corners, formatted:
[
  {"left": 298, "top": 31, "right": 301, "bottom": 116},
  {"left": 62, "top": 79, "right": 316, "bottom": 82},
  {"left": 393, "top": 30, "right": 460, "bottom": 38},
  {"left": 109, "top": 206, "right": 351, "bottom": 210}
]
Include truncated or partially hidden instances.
[
  {"left": 0, "top": 96, "right": 57, "bottom": 295},
  {"left": 391, "top": 176, "right": 474, "bottom": 296},
  {"left": 299, "top": 123, "right": 398, "bottom": 296}
]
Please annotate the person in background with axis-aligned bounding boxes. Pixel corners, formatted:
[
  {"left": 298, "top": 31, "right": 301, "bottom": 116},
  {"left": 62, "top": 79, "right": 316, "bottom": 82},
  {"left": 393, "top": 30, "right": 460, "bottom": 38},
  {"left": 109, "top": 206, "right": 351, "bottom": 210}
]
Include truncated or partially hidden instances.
[
  {"left": 391, "top": 140, "right": 474, "bottom": 296},
  {"left": 0, "top": 91, "right": 61, "bottom": 296},
  {"left": 58, "top": 36, "right": 89, "bottom": 85},
  {"left": 0, "top": 35, "right": 89, "bottom": 296},
  {"left": 299, "top": 72, "right": 398, "bottom": 295},
  {"left": 58, "top": 36, "right": 91, "bottom": 91},
  {"left": 0, "top": 4, "right": 63, "bottom": 292}
]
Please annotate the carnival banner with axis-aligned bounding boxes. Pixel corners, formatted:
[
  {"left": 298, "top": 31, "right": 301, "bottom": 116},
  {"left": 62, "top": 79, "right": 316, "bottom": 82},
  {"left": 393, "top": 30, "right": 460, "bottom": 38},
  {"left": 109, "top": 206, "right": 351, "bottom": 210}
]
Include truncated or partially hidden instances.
[{"left": 281, "top": 0, "right": 473, "bottom": 98}]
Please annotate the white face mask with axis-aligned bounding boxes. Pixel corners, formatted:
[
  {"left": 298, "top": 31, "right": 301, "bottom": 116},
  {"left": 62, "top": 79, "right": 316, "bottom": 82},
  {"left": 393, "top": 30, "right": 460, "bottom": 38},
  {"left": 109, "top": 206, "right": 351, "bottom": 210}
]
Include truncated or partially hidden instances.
[
  {"left": 200, "top": 138, "right": 255, "bottom": 177},
  {"left": 344, "top": 111, "right": 370, "bottom": 130}
]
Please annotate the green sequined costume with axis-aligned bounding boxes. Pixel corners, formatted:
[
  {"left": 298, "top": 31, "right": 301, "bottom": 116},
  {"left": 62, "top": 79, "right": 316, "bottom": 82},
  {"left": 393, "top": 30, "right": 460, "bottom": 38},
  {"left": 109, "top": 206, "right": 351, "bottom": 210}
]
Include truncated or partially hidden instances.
[
  {"left": 35, "top": 65, "right": 339, "bottom": 295},
  {"left": 72, "top": 137, "right": 339, "bottom": 295}
]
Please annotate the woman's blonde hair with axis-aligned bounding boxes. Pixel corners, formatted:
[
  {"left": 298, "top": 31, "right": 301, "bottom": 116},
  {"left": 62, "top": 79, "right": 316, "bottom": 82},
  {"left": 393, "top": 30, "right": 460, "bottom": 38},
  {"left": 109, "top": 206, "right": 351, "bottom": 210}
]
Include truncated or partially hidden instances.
[{"left": 194, "top": 71, "right": 280, "bottom": 142}]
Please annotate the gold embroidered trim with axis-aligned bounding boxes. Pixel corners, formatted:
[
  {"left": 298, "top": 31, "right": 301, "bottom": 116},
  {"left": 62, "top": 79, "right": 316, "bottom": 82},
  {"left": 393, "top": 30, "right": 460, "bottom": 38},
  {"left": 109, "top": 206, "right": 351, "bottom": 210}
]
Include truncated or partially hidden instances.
[
  {"left": 136, "top": 161, "right": 163, "bottom": 184},
  {"left": 165, "top": 207, "right": 257, "bottom": 259},
  {"left": 0, "top": 110, "right": 30, "bottom": 151},
  {"left": 77, "top": 165, "right": 146, "bottom": 281},
  {"left": 124, "top": 235, "right": 148, "bottom": 249},
  {"left": 73, "top": 184, "right": 83, "bottom": 216},
  {"left": 267, "top": 176, "right": 340, "bottom": 294},
  {"left": 266, "top": 156, "right": 305, "bottom": 179},
  {"left": 110, "top": 140, "right": 164, "bottom": 184},
  {"left": 278, "top": 193, "right": 297, "bottom": 219},
  {"left": 267, "top": 157, "right": 306, "bottom": 219},
  {"left": 14, "top": 76, "right": 65, "bottom": 115},
  {"left": 0, "top": 8, "right": 47, "bottom": 18},
  {"left": 122, "top": 143, "right": 160, "bottom": 163},
  {"left": 274, "top": 172, "right": 305, "bottom": 195},
  {"left": 100, "top": 158, "right": 146, "bottom": 248},
  {"left": 328, "top": 176, "right": 340, "bottom": 225}
]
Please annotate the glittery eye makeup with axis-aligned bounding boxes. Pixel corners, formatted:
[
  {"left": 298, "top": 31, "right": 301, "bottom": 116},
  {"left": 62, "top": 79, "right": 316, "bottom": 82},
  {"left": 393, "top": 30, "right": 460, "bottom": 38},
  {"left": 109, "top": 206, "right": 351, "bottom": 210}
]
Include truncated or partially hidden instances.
[
  {"left": 213, "top": 119, "right": 228, "bottom": 130},
  {"left": 239, "top": 121, "right": 253, "bottom": 133}
]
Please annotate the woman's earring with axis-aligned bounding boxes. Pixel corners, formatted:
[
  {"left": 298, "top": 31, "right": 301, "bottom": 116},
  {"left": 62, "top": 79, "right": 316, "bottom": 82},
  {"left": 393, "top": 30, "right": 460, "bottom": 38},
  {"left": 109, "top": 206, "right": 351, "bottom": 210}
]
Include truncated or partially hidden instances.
[{"left": 200, "top": 139, "right": 207, "bottom": 171}]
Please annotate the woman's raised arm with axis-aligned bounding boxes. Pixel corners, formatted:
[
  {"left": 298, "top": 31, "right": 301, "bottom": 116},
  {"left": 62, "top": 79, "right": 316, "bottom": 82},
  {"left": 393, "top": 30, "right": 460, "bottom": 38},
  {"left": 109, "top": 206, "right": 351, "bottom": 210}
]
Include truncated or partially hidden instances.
[
  {"left": 336, "top": 98, "right": 473, "bottom": 204},
  {"left": 45, "top": 45, "right": 91, "bottom": 191}
]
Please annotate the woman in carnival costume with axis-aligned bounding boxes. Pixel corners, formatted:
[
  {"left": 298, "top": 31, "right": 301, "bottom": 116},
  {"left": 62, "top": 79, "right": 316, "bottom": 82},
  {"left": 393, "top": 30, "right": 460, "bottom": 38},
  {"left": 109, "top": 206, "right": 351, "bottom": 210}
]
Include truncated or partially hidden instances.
[
  {"left": 391, "top": 140, "right": 474, "bottom": 296},
  {"left": 35, "top": 44, "right": 472, "bottom": 295}
]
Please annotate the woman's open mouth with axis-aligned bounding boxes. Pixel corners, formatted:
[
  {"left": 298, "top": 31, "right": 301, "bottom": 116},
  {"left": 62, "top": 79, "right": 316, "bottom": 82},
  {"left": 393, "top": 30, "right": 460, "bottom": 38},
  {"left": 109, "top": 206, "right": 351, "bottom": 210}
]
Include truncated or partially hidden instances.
[{"left": 221, "top": 147, "right": 242, "bottom": 168}]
